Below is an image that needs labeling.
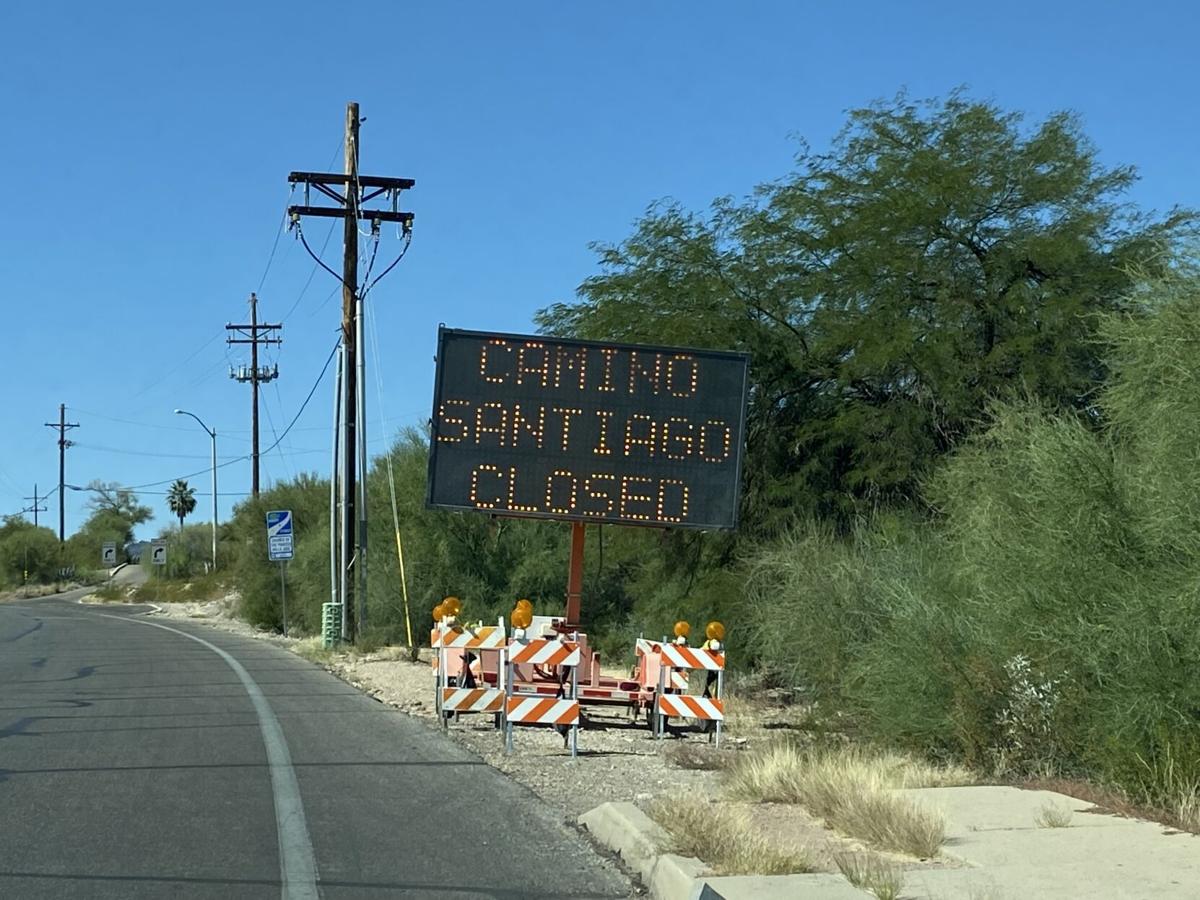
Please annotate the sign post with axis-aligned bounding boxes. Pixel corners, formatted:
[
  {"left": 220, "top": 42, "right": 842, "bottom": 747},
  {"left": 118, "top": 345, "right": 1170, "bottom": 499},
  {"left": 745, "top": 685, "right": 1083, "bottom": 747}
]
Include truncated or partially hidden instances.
[{"left": 266, "top": 510, "right": 294, "bottom": 635}]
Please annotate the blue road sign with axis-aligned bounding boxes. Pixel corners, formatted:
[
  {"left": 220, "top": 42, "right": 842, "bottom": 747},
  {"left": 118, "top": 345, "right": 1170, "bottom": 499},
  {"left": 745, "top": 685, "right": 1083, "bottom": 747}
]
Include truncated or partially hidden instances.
[{"left": 266, "top": 509, "right": 294, "bottom": 561}]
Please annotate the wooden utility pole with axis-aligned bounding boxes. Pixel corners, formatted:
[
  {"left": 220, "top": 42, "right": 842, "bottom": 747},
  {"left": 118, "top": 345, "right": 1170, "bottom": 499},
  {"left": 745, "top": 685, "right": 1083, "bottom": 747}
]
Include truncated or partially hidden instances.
[
  {"left": 44, "top": 405, "right": 78, "bottom": 542},
  {"left": 342, "top": 103, "right": 360, "bottom": 637},
  {"left": 23, "top": 483, "right": 47, "bottom": 528},
  {"left": 227, "top": 292, "right": 282, "bottom": 496},
  {"left": 287, "top": 103, "right": 415, "bottom": 642}
]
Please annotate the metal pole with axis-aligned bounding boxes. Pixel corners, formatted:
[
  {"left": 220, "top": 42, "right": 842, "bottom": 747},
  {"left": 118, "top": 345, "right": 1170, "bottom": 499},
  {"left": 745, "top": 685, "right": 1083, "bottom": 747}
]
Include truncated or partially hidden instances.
[
  {"left": 331, "top": 345, "right": 343, "bottom": 626},
  {"left": 338, "top": 345, "right": 350, "bottom": 642},
  {"left": 280, "top": 560, "right": 288, "bottom": 636},
  {"left": 210, "top": 427, "right": 218, "bottom": 570},
  {"left": 356, "top": 287, "right": 368, "bottom": 632}
]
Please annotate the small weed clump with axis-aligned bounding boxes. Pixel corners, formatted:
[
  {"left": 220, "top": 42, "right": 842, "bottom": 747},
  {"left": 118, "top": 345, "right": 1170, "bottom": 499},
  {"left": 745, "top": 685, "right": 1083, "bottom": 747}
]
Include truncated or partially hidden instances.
[
  {"left": 834, "top": 851, "right": 904, "bottom": 900},
  {"left": 725, "top": 742, "right": 956, "bottom": 857},
  {"left": 1034, "top": 802, "right": 1073, "bottom": 828},
  {"left": 665, "top": 742, "right": 729, "bottom": 771},
  {"left": 648, "top": 795, "right": 814, "bottom": 876}
]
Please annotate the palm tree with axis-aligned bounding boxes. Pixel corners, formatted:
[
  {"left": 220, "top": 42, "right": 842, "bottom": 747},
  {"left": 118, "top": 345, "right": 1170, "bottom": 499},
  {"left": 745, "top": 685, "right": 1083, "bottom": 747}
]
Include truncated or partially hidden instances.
[{"left": 166, "top": 480, "right": 197, "bottom": 532}]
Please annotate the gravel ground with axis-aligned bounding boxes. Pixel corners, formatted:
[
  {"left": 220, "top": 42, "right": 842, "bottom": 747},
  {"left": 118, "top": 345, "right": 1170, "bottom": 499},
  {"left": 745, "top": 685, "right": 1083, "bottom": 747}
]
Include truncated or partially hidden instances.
[
  {"left": 143, "top": 598, "right": 808, "bottom": 818},
  {"left": 138, "top": 599, "right": 962, "bottom": 883}
]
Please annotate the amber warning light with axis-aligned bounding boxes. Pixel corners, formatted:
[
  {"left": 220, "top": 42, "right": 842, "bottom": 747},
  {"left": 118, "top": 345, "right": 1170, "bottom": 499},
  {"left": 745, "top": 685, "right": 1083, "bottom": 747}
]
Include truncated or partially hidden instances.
[{"left": 425, "top": 328, "right": 750, "bottom": 530}]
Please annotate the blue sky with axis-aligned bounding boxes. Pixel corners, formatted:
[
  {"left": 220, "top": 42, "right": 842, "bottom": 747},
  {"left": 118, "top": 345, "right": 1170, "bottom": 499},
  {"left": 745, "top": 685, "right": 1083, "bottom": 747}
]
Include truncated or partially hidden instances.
[{"left": 0, "top": 0, "right": 1196, "bottom": 539}]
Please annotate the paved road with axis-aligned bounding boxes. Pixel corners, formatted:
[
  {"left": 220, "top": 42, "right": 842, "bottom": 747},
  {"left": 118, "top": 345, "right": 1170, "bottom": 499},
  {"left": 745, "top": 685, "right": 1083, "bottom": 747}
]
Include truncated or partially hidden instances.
[{"left": 0, "top": 591, "right": 630, "bottom": 899}]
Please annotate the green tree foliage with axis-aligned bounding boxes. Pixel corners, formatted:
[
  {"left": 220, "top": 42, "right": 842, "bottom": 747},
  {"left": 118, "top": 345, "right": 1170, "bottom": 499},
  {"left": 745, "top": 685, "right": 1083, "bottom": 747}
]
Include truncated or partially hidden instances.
[
  {"left": 537, "top": 92, "right": 1192, "bottom": 529},
  {"left": 225, "top": 473, "right": 330, "bottom": 631},
  {"left": 64, "top": 480, "right": 152, "bottom": 570},
  {"left": 166, "top": 479, "right": 197, "bottom": 531},
  {"left": 0, "top": 516, "right": 61, "bottom": 585},
  {"left": 156, "top": 521, "right": 220, "bottom": 579},
  {"left": 749, "top": 269, "right": 1200, "bottom": 804}
]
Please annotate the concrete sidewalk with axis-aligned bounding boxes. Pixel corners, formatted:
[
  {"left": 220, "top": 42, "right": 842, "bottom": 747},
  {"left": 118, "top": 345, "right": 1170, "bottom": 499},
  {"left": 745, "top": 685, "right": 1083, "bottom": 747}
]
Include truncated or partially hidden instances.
[
  {"left": 895, "top": 785, "right": 1200, "bottom": 899},
  {"left": 586, "top": 786, "right": 1200, "bottom": 900}
]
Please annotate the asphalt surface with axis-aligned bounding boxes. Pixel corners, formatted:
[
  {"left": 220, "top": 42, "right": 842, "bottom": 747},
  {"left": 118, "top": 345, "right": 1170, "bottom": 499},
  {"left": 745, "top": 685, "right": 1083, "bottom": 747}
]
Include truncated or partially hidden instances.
[{"left": 0, "top": 590, "right": 630, "bottom": 899}]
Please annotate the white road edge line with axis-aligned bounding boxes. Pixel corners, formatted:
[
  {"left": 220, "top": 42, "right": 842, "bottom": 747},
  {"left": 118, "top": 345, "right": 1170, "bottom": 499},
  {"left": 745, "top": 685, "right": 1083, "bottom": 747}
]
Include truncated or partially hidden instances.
[{"left": 98, "top": 613, "right": 320, "bottom": 900}]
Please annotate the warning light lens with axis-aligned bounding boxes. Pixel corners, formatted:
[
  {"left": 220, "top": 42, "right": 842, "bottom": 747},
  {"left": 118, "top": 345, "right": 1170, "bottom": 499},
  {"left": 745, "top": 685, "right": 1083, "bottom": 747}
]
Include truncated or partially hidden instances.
[
  {"left": 443, "top": 596, "right": 462, "bottom": 616},
  {"left": 511, "top": 607, "right": 533, "bottom": 629},
  {"left": 705, "top": 621, "right": 725, "bottom": 641},
  {"left": 674, "top": 620, "right": 691, "bottom": 638},
  {"left": 515, "top": 598, "right": 533, "bottom": 612},
  {"left": 433, "top": 603, "right": 446, "bottom": 622}
]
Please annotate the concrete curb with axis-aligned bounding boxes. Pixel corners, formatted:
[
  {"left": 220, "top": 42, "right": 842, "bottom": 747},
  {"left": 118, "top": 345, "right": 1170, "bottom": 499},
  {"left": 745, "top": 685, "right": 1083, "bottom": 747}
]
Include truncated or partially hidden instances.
[
  {"left": 579, "top": 801, "right": 870, "bottom": 900},
  {"left": 578, "top": 802, "right": 706, "bottom": 900}
]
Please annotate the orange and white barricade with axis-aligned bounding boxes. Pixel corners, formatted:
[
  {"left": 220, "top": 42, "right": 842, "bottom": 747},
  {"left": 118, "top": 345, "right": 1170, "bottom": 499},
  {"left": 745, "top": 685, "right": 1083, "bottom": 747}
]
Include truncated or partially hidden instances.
[
  {"left": 636, "top": 639, "right": 690, "bottom": 692},
  {"left": 502, "top": 637, "right": 582, "bottom": 757},
  {"left": 652, "top": 643, "right": 726, "bottom": 747},
  {"left": 432, "top": 622, "right": 506, "bottom": 726}
]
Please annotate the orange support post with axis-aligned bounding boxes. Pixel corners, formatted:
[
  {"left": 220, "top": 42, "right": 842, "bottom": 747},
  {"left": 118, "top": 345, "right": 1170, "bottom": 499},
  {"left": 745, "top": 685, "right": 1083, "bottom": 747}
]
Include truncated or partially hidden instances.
[{"left": 565, "top": 521, "right": 586, "bottom": 626}]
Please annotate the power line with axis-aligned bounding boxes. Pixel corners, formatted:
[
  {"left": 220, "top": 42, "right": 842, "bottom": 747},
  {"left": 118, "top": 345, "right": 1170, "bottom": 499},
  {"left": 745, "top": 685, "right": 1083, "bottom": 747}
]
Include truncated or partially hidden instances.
[
  {"left": 121, "top": 339, "right": 339, "bottom": 492},
  {"left": 262, "top": 389, "right": 293, "bottom": 481},
  {"left": 72, "top": 442, "right": 327, "bottom": 462},
  {"left": 282, "top": 218, "right": 338, "bottom": 321},
  {"left": 361, "top": 229, "right": 413, "bottom": 300},
  {"left": 69, "top": 408, "right": 200, "bottom": 433},
  {"left": 256, "top": 190, "right": 294, "bottom": 294}
]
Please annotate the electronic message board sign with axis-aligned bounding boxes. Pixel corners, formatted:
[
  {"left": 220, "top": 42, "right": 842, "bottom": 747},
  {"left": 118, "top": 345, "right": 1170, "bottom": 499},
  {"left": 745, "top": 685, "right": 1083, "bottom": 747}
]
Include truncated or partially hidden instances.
[{"left": 426, "top": 327, "right": 750, "bottom": 530}]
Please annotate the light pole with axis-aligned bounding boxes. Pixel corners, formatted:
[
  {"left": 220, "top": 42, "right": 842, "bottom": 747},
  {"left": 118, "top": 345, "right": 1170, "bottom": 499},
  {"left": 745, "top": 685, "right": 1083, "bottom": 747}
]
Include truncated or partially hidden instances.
[{"left": 174, "top": 409, "right": 217, "bottom": 570}]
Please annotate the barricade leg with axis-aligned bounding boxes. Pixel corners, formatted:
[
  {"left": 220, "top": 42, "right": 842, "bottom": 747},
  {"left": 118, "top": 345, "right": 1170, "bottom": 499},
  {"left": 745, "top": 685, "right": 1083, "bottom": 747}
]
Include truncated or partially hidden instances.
[
  {"left": 436, "top": 647, "right": 446, "bottom": 728},
  {"left": 655, "top": 663, "right": 666, "bottom": 740},
  {"left": 436, "top": 648, "right": 446, "bottom": 724},
  {"left": 503, "top": 650, "right": 514, "bottom": 754},
  {"left": 714, "top": 668, "right": 723, "bottom": 749},
  {"left": 570, "top": 656, "right": 579, "bottom": 759}
]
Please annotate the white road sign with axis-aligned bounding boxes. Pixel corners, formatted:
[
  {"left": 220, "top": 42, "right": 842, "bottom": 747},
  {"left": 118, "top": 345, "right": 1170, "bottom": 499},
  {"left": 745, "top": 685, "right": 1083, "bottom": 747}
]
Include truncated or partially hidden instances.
[
  {"left": 150, "top": 542, "right": 167, "bottom": 566},
  {"left": 102, "top": 542, "right": 117, "bottom": 566},
  {"left": 266, "top": 509, "right": 294, "bottom": 561}
]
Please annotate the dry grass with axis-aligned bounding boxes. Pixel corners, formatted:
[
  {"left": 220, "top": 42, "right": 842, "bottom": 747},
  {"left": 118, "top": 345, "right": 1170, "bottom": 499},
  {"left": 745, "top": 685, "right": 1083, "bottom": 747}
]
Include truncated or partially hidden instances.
[
  {"left": 1023, "top": 776, "right": 1200, "bottom": 835},
  {"left": 725, "top": 742, "right": 960, "bottom": 857},
  {"left": 131, "top": 572, "right": 227, "bottom": 604},
  {"left": 292, "top": 636, "right": 337, "bottom": 666},
  {"left": 1034, "top": 801, "right": 1074, "bottom": 828},
  {"left": 834, "top": 851, "right": 904, "bottom": 900},
  {"left": 648, "top": 795, "right": 815, "bottom": 876},
  {"left": 89, "top": 583, "right": 128, "bottom": 602},
  {"left": 1176, "top": 790, "right": 1200, "bottom": 833}
]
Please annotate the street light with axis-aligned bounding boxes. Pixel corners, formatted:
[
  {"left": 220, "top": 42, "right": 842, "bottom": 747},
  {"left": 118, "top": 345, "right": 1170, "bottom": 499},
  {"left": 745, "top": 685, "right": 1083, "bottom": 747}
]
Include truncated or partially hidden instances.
[{"left": 174, "top": 409, "right": 218, "bottom": 570}]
